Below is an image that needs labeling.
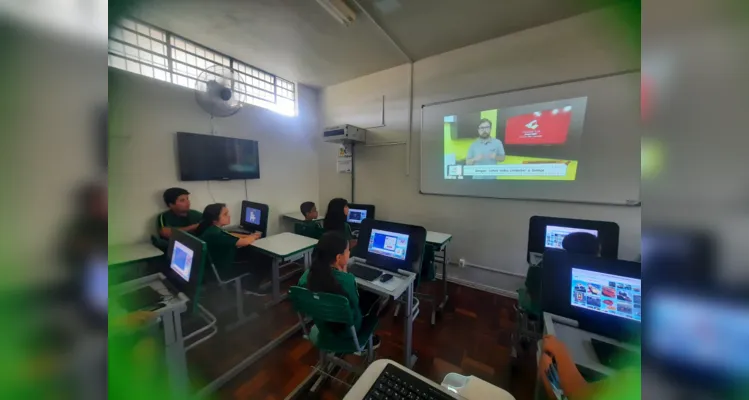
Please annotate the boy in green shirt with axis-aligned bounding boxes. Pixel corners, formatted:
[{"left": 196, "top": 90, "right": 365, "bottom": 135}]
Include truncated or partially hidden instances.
[
  {"left": 156, "top": 187, "right": 202, "bottom": 239},
  {"left": 296, "top": 201, "right": 324, "bottom": 239}
]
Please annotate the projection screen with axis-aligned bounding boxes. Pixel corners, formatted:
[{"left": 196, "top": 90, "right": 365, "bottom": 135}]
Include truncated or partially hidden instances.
[{"left": 420, "top": 71, "right": 640, "bottom": 205}]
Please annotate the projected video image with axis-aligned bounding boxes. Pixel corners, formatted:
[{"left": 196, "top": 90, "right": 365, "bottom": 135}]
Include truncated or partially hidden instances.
[{"left": 443, "top": 97, "right": 587, "bottom": 181}]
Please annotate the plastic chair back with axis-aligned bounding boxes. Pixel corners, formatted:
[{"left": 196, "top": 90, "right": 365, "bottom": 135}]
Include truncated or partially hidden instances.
[{"left": 288, "top": 286, "right": 354, "bottom": 326}]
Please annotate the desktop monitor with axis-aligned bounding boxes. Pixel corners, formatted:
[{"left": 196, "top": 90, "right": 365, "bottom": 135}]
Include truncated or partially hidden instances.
[
  {"left": 240, "top": 200, "right": 269, "bottom": 237},
  {"left": 570, "top": 267, "right": 641, "bottom": 323},
  {"left": 542, "top": 251, "right": 640, "bottom": 342},
  {"left": 356, "top": 219, "right": 427, "bottom": 274},
  {"left": 346, "top": 203, "right": 375, "bottom": 225},
  {"left": 368, "top": 229, "right": 409, "bottom": 261},
  {"left": 545, "top": 225, "right": 599, "bottom": 250},
  {"left": 528, "top": 216, "right": 619, "bottom": 263},
  {"left": 165, "top": 229, "right": 207, "bottom": 312}
]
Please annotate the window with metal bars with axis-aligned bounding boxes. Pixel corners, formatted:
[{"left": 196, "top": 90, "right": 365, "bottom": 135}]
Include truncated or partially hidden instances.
[{"left": 108, "top": 18, "right": 297, "bottom": 116}]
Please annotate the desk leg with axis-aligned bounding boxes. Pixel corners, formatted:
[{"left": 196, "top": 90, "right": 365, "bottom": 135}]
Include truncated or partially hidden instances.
[
  {"left": 438, "top": 245, "right": 449, "bottom": 312},
  {"left": 271, "top": 256, "right": 281, "bottom": 304},
  {"left": 162, "top": 310, "right": 189, "bottom": 398},
  {"left": 404, "top": 280, "right": 417, "bottom": 369}
]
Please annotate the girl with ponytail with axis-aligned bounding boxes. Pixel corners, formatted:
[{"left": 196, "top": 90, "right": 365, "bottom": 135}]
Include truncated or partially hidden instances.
[{"left": 298, "top": 231, "right": 382, "bottom": 346}]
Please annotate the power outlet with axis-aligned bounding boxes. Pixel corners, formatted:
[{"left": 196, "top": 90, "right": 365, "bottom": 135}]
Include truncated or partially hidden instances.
[{"left": 458, "top": 258, "right": 466, "bottom": 268}]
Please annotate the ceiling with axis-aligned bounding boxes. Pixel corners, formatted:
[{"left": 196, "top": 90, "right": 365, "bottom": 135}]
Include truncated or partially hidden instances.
[{"left": 132, "top": 0, "right": 620, "bottom": 88}]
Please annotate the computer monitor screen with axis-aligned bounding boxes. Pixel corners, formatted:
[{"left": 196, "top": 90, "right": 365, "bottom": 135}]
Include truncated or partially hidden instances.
[
  {"left": 571, "top": 267, "right": 641, "bottom": 322},
  {"left": 367, "top": 229, "right": 409, "bottom": 261},
  {"left": 244, "top": 206, "right": 262, "bottom": 226},
  {"left": 347, "top": 209, "right": 367, "bottom": 224},
  {"left": 170, "top": 240, "right": 195, "bottom": 282},
  {"left": 545, "top": 225, "right": 599, "bottom": 249}
]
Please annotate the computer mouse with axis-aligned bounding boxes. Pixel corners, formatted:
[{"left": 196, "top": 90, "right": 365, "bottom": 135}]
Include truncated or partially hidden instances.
[{"left": 379, "top": 274, "right": 393, "bottom": 283}]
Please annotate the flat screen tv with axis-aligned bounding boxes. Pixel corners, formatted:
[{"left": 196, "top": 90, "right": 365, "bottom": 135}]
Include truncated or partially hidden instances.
[{"left": 177, "top": 132, "right": 260, "bottom": 181}]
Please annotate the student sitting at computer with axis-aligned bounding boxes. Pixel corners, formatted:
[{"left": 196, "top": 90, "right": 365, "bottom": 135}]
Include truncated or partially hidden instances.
[
  {"left": 298, "top": 231, "right": 382, "bottom": 349},
  {"left": 156, "top": 187, "right": 203, "bottom": 239},
  {"left": 295, "top": 201, "right": 324, "bottom": 239},
  {"left": 300, "top": 201, "right": 319, "bottom": 223},
  {"left": 522, "top": 232, "right": 601, "bottom": 316},
  {"left": 323, "top": 198, "right": 356, "bottom": 248},
  {"left": 195, "top": 203, "right": 266, "bottom": 291}
]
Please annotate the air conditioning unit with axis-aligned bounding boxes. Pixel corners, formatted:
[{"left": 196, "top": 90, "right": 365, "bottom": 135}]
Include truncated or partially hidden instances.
[{"left": 323, "top": 124, "right": 366, "bottom": 144}]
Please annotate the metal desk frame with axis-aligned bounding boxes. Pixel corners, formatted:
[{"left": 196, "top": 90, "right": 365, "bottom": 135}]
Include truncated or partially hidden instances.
[{"left": 352, "top": 260, "right": 419, "bottom": 369}]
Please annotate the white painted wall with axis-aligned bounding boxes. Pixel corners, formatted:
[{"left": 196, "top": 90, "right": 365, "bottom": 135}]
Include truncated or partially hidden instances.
[
  {"left": 319, "top": 6, "right": 641, "bottom": 294},
  {"left": 109, "top": 69, "right": 321, "bottom": 245}
]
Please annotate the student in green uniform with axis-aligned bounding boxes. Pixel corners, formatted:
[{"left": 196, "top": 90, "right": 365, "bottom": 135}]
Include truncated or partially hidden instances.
[
  {"left": 194, "top": 203, "right": 267, "bottom": 292},
  {"left": 298, "top": 231, "right": 382, "bottom": 348},
  {"left": 295, "top": 201, "right": 324, "bottom": 239},
  {"left": 300, "top": 201, "right": 319, "bottom": 223},
  {"left": 322, "top": 198, "right": 356, "bottom": 249},
  {"left": 156, "top": 188, "right": 203, "bottom": 239}
]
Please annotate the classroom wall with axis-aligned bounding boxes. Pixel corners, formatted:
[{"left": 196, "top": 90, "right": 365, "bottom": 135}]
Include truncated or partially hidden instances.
[
  {"left": 109, "top": 69, "right": 321, "bottom": 245},
  {"left": 319, "top": 5, "right": 640, "bottom": 294}
]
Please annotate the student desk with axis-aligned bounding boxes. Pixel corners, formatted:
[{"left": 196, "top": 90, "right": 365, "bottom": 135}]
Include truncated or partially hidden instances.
[
  {"left": 535, "top": 312, "right": 640, "bottom": 399},
  {"left": 251, "top": 232, "right": 318, "bottom": 304},
  {"left": 426, "top": 231, "right": 452, "bottom": 322},
  {"left": 111, "top": 273, "right": 191, "bottom": 398},
  {"left": 108, "top": 242, "right": 165, "bottom": 282},
  {"left": 108, "top": 242, "right": 164, "bottom": 266},
  {"left": 350, "top": 259, "right": 419, "bottom": 369}
]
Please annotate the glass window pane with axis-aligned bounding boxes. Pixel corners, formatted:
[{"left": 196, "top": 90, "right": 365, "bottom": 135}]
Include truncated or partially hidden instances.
[
  {"left": 154, "top": 68, "right": 166, "bottom": 81},
  {"left": 185, "top": 42, "right": 195, "bottom": 54},
  {"left": 121, "top": 19, "right": 135, "bottom": 30},
  {"left": 123, "top": 30, "right": 137, "bottom": 45},
  {"left": 109, "top": 54, "right": 126, "bottom": 70},
  {"left": 196, "top": 57, "right": 205, "bottom": 70},
  {"left": 149, "top": 29, "right": 165, "bottom": 42},
  {"left": 141, "top": 65, "right": 154, "bottom": 78},
  {"left": 195, "top": 47, "right": 205, "bottom": 58},
  {"left": 109, "top": 40, "right": 124, "bottom": 55},
  {"left": 185, "top": 54, "right": 195, "bottom": 66},
  {"left": 152, "top": 42, "right": 165, "bottom": 55},
  {"left": 153, "top": 55, "right": 166, "bottom": 67},
  {"left": 126, "top": 59, "right": 140, "bottom": 73},
  {"left": 175, "top": 50, "right": 186, "bottom": 62},
  {"left": 138, "top": 50, "right": 153, "bottom": 64},
  {"left": 125, "top": 45, "right": 138, "bottom": 57},
  {"left": 137, "top": 34, "right": 150, "bottom": 49},
  {"left": 111, "top": 26, "right": 124, "bottom": 41},
  {"left": 136, "top": 23, "right": 149, "bottom": 35}
]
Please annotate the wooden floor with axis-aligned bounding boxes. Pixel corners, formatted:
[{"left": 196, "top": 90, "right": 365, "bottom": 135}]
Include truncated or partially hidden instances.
[{"left": 186, "top": 267, "right": 539, "bottom": 400}]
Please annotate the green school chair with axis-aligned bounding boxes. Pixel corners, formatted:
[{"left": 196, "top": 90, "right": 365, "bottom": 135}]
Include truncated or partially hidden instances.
[{"left": 288, "top": 286, "right": 377, "bottom": 395}]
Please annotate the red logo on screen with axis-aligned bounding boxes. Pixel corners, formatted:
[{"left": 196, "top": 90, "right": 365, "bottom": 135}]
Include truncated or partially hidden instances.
[{"left": 505, "top": 108, "right": 572, "bottom": 145}]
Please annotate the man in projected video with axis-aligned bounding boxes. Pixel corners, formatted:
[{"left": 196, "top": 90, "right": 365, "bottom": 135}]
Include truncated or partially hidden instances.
[{"left": 466, "top": 118, "right": 505, "bottom": 179}]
